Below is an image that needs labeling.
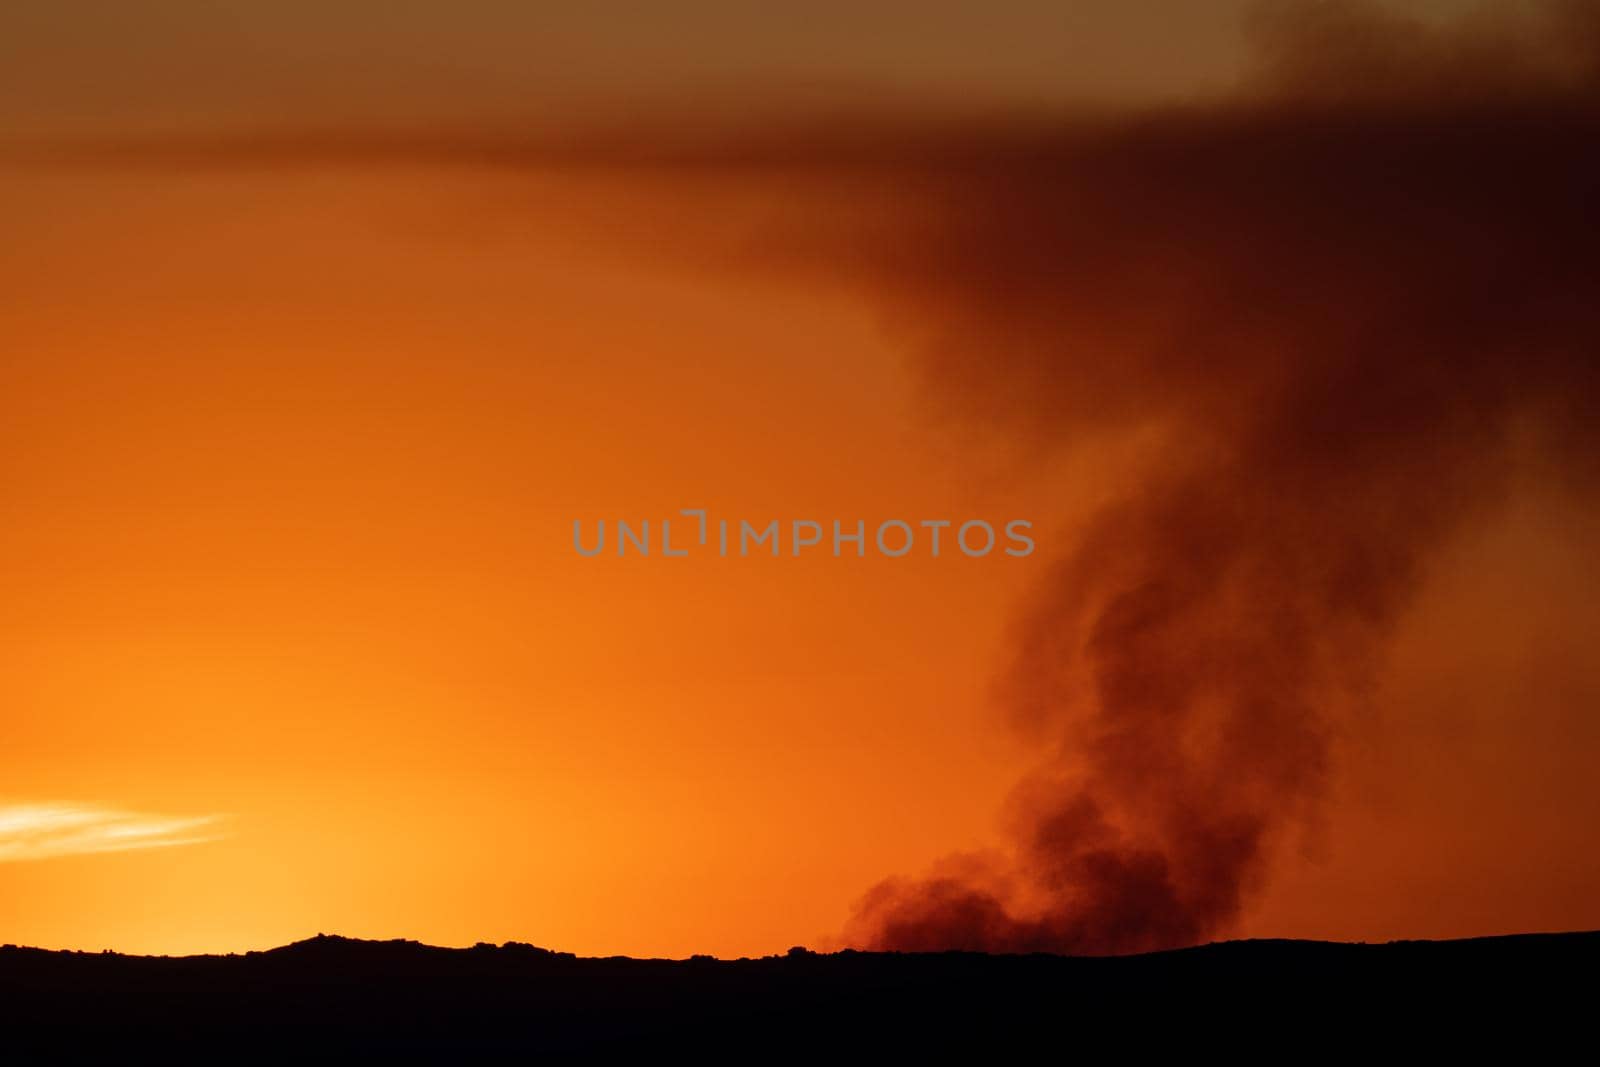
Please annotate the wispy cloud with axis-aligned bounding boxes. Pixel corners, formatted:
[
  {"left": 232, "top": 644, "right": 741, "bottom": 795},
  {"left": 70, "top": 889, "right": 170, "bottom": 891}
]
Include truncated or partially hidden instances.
[{"left": 0, "top": 803, "right": 226, "bottom": 863}]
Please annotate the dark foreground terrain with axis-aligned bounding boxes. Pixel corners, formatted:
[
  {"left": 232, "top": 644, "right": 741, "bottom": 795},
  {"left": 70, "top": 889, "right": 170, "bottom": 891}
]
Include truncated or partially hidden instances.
[{"left": 2, "top": 930, "right": 1594, "bottom": 1056}]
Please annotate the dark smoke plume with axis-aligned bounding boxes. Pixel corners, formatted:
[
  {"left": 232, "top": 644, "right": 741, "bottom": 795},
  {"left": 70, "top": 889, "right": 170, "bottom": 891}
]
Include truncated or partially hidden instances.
[{"left": 833, "top": 0, "right": 1600, "bottom": 954}]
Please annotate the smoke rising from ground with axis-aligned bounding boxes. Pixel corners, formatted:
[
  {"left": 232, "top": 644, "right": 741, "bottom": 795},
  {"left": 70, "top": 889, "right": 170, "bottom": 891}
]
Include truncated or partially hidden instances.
[{"left": 838, "top": 0, "right": 1600, "bottom": 953}]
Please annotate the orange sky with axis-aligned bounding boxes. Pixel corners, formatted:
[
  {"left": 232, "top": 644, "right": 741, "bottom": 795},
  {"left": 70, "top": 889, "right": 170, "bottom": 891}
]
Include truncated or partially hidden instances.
[{"left": 2, "top": 1, "right": 1597, "bottom": 957}]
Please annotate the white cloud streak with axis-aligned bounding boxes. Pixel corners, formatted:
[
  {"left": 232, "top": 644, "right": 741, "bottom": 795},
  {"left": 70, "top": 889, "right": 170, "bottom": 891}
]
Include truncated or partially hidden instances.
[{"left": 0, "top": 803, "right": 226, "bottom": 863}]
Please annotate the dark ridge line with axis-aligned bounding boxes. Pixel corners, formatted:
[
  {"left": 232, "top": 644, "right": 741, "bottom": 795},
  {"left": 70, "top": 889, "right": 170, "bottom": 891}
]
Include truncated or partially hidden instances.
[{"left": 5, "top": 927, "right": 1596, "bottom": 963}]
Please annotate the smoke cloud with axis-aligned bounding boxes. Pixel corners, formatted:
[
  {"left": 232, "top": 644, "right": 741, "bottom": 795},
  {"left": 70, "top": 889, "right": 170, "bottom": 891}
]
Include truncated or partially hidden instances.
[{"left": 836, "top": 0, "right": 1600, "bottom": 954}]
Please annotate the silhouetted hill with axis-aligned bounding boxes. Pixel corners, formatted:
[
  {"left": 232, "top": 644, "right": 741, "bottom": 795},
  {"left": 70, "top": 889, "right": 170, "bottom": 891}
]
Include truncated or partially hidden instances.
[{"left": 2, "top": 931, "right": 1593, "bottom": 1056}]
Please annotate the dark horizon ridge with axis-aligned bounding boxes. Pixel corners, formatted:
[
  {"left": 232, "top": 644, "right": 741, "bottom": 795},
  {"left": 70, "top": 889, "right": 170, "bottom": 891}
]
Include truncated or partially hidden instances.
[
  {"left": 7, "top": 926, "right": 1600, "bottom": 962},
  {"left": 4, "top": 928, "right": 1595, "bottom": 1054}
]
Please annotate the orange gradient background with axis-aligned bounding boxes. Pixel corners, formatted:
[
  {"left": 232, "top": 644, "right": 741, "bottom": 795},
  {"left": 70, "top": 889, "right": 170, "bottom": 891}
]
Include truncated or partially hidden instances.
[{"left": 3, "top": 1, "right": 1597, "bottom": 956}]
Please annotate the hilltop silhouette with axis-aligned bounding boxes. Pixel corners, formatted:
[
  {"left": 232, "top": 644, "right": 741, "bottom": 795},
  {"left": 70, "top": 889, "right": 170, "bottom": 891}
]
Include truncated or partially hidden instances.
[{"left": 2, "top": 930, "right": 1594, "bottom": 1055}]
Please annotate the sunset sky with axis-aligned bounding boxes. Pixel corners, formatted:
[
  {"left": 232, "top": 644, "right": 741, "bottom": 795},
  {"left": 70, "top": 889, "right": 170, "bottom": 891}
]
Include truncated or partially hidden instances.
[{"left": 3, "top": 1, "right": 1598, "bottom": 958}]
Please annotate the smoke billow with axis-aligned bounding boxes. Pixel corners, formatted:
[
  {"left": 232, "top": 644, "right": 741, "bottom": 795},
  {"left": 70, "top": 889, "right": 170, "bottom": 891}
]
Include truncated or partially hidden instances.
[{"left": 836, "top": 1, "right": 1600, "bottom": 954}]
